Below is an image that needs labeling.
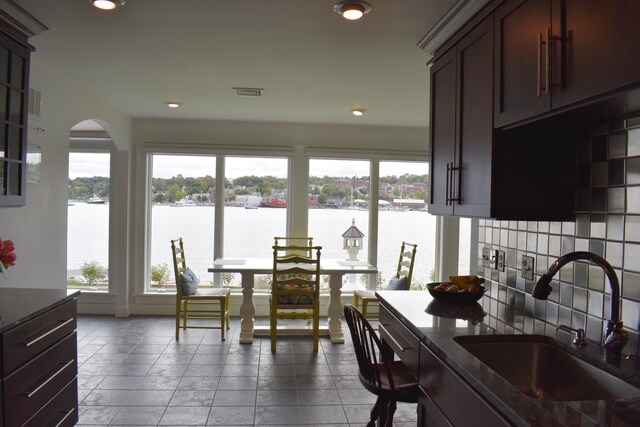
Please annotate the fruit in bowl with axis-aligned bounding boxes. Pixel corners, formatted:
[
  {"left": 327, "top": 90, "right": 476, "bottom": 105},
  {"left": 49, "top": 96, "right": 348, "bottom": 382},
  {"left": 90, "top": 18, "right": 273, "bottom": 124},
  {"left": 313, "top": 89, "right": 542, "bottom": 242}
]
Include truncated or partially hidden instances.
[{"left": 427, "top": 275, "right": 487, "bottom": 303}]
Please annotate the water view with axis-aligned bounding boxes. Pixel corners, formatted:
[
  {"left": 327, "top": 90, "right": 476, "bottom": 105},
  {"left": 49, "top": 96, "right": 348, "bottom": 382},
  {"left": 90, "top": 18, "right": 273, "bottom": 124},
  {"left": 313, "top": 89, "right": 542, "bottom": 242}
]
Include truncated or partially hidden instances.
[{"left": 68, "top": 203, "right": 470, "bottom": 290}]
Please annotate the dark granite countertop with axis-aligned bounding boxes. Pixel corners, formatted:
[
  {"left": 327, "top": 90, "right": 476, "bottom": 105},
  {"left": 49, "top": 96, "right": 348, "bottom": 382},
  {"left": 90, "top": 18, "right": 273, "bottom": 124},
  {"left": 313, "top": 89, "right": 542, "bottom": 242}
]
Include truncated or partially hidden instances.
[
  {"left": 376, "top": 291, "right": 640, "bottom": 427},
  {"left": 0, "top": 288, "right": 80, "bottom": 334}
]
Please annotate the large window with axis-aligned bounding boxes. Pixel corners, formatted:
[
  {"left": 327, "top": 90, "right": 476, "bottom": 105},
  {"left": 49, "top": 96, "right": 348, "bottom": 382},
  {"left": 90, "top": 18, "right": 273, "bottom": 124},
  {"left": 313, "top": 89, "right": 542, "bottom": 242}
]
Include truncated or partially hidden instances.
[
  {"left": 224, "top": 157, "right": 288, "bottom": 258},
  {"left": 148, "top": 154, "right": 216, "bottom": 292},
  {"left": 67, "top": 152, "right": 110, "bottom": 292},
  {"left": 308, "top": 159, "right": 370, "bottom": 262},
  {"left": 378, "top": 161, "right": 434, "bottom": 288}
]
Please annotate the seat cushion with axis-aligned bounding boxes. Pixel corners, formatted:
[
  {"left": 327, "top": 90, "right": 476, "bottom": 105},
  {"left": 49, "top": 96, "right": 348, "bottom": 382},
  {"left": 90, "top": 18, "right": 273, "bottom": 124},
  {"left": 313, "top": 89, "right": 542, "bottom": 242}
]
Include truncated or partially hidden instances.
[
  {"left": 180, "top": 267, "right": 199, "bottom": 295},
  {"left": 385, "top": 275, "right": 409, "bottom": 290}
]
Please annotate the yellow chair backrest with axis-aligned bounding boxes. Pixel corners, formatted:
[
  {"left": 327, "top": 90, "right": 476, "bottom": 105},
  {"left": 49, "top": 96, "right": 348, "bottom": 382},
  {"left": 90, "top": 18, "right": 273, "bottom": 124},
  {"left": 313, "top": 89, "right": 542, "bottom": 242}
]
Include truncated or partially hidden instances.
[
  {"left": 171, "top": 238, "right": 187, "bottom": 296},
  {"left": 272, "top": 244, "right": 322, "bottom": 306},
  {"left": 274, "top": 236, "right": 314, "bottom": 258},
  {"left": 396, "top": 242, "right": 417, "bottom": 286}
]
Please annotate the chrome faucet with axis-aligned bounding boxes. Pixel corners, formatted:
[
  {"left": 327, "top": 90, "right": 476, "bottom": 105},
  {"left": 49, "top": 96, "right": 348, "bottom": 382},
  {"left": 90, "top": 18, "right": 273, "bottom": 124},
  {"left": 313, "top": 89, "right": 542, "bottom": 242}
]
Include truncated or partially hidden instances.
[{"left": 532, "top": 251, "right": 628, "bottom": 358}]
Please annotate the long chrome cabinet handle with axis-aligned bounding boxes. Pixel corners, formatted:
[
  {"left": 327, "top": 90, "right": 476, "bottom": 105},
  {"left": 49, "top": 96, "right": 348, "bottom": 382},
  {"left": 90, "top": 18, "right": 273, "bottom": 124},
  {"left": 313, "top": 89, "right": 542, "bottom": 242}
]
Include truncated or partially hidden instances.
[
  {"left": 445, "top": 162, "right": 451, "bottom": 205},
  {"left": 379, "top": 323, "right": 409, "bottom": 352},
  {"left": 24, "top": 318, "right": 74, "bottom": 348},
  {"left": 450, "top": 164, "right": 459, "bottom": 203},
  {"left": 26, "top": 359, "right": 75, "bottom": 398},
  {"left": 55, "top": 408, "right": 76, "bottom": 427},
  {"left": 545, "top": 28, "right": 551, "bottom": 95},
  {"left": 537, "top": 33, "right": 543, "bottom": 97}
]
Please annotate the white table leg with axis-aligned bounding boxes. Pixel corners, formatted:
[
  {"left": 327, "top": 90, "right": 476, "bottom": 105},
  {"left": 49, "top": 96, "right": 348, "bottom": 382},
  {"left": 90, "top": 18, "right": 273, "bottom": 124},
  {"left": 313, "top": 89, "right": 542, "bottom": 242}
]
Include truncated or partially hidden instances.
[
  {"left": 239, "top": 272, "right": 255, "bottom": 344},
  {"left": 327, "top": 273, "right": 345, "bottom": 343}
]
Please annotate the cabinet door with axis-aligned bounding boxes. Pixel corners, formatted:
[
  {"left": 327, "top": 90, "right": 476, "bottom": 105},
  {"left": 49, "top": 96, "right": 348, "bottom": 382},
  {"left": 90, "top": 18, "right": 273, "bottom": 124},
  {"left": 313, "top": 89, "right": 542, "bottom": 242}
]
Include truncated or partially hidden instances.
[
  {"left": 428, "top": 48, "right": 456, "bottom": 216},
  {"left": 552, "top": 0, "right": 640, "bottom": 108},
  {"left": 0, "top": 20, "right": 30, "bottom": 207},
  {"left": 454, "top": 17, "right": 494, "bottom": 218},
  {"left": 494, "top": 0, "right": 551, "bottom": 127}
]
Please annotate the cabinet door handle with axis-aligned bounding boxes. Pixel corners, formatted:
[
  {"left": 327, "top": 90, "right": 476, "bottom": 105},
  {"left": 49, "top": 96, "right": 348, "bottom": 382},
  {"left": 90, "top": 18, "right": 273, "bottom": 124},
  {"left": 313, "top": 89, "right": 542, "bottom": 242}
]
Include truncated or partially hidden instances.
[
  {"left": 450, "top": 164, "right": 459, "bottom": 203},
  {"left": 24, "top": 318, "right": 74, "bottom": 348},
  {"left": 445, "top": 162, "right": 451, "bottom": 205},
  {"left": 545, "top": 28, "right": 551, "bottom": 95},
  {"left": 55, "top": 408, "right": 76, "bottom": 427},
  {"left": 537, "top": 33, "right": 543, "bottom": 97},
  {"left": 26, "top": 359, "right": 75, "bottom": 399}
]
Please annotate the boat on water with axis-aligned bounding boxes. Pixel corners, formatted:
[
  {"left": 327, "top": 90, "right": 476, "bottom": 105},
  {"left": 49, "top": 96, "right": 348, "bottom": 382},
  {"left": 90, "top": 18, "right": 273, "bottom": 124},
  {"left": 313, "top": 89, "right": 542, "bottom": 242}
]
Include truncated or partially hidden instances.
[
  {"left": 259, "top": 198, "right": 287, "bottom": 208},
  {"left": 171, "top": 197, "right": 197, "bottom": 207},
  {"left": 87, "top": 196, "right": 106, "bottom": 204}
]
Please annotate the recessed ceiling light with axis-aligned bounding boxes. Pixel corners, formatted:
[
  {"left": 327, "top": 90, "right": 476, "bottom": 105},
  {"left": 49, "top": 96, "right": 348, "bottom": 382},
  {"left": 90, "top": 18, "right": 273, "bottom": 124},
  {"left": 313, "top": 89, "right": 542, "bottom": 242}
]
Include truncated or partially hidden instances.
[
  {"left": 92, "top": 0, "right": 126, "bottom": 10},
  {"left": 352, "top": 109, "right": 365, "bottom": 116},
  {"left": 166, "top": 102, "right": 182, "bottom": 108},
  {"left": 333, "top": 1, "right": 372, "bottom": 20}
]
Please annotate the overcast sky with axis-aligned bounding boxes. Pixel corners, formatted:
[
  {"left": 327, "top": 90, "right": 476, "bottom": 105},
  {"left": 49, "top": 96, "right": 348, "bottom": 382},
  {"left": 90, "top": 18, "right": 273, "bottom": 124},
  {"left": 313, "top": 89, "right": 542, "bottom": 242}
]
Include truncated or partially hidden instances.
[{"left": 69, "top": 154, "right": 428, "bottom": 180}]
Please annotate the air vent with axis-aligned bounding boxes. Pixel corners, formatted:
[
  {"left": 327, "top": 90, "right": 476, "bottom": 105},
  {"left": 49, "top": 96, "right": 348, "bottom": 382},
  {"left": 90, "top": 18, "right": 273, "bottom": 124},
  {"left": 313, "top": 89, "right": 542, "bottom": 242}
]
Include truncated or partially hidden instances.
[
  {"left": 233, "top": 87, "right": 264, "bottom": 97},
  {"left": 29, "top": 87, "right": 42, "bottom": 119}
]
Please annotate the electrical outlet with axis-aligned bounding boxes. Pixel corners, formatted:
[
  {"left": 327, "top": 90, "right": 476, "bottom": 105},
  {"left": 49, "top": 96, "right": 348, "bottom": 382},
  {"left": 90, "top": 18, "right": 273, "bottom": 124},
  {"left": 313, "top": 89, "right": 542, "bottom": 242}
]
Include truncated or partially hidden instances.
[
  {"left": 497, "top": 250, "right": 505, "bottom": 272},
  {"left": 521, "top": 255, "right": 534, "bottom": 280},
  {"left": 482, "top": 247, "right": 492, "bottom": 268}
]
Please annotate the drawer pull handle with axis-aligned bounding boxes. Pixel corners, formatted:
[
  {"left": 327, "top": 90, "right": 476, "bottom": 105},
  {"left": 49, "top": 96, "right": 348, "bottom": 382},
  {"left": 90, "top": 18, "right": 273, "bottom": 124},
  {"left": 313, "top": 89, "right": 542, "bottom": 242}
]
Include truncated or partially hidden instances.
[
  {"left": 55, "top": 407, "right": 76, "bottom": 427},
  {"left": 24, "top": 318, "right": 74, "bottom": 348},
  {"left": 26, "top": 359, "right": 75, "bottom": 399},
  {"left": 379, "top": 324, "right": 409, "bottom": 352}
]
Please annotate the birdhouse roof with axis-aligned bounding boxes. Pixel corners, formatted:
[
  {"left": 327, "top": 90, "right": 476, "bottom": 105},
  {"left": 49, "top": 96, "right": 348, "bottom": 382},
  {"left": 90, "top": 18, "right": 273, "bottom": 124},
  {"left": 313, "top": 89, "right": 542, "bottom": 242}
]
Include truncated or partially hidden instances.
[{"left": 342, "top": 226, "right": 364, "bottom": 238}]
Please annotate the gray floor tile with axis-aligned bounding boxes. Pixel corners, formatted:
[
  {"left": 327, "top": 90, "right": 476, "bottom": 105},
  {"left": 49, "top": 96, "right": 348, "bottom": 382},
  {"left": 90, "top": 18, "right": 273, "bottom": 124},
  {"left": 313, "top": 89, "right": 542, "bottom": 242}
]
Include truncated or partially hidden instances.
[
  {"left": 170, "top": 390, "right": 215, "bottom": 406},
  {"left": 159, "top": 406, "right": 210, "bottom": 425},
  {"left": 212, "top": 390, "right": 257, "bottom": 407},
  {"left": 125, "top": 390, "right": 174, "bottom": 406},
  {"left": 110, "top": 406, "right": 166, "bottom": 425},
  {"left": 299, "top": 404, "right": 349, "bottom": 424},
  {"left": 81, "top": 389, "right": 132, "bottom": 406},
  {"left": 77, "top": 405, "right": 120, "bottom": 425},
  {"left": 254, "top": 405, "right": 301, "bottom": 425},
  {"left": 207, "top": 406, "right": 255, "bottom": 425}
]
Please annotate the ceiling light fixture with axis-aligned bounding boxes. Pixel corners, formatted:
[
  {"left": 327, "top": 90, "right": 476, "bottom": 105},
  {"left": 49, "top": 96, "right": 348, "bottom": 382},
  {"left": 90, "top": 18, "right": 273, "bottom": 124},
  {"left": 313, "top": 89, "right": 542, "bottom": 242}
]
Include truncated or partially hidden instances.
[
  {"left": 166, "top": 102, "right": 182, "bottom": 108},
  {"left": 333, "top": 1, "right": 372, "bottom": 20},
  {"left": 92, "top": 0, "right": 126, "bottom": 10},
  {"left": 352, "top": 109, "right": 365, "bottom": 116}
]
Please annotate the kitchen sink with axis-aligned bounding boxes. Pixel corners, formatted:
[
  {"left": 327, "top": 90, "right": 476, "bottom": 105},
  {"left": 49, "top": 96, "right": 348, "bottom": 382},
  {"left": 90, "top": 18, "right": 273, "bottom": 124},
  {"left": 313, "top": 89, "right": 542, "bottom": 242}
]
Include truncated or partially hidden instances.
[{"left": 454, "top": 334, "right": 640, "bottom": 401}]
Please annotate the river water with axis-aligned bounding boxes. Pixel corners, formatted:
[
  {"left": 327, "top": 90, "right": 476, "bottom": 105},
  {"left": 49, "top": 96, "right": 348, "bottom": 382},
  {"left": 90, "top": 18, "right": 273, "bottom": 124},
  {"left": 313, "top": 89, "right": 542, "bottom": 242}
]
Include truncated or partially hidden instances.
[{"left": 68, "top": 204, "right": 470, "bottom": 286}]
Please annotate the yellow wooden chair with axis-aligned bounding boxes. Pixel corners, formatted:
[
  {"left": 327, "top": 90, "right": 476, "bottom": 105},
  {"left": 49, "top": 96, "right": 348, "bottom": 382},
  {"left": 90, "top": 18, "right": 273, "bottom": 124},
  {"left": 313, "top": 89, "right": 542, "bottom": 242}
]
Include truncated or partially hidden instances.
[
  {"left": 354, "top": 242, "right": 417, "bottom": 320},
  {"left": 171, "top": 238, "right": 230, "bottom": 341},
  {"left": 270, "top": 242, "right": 322, "bottom": 352}
]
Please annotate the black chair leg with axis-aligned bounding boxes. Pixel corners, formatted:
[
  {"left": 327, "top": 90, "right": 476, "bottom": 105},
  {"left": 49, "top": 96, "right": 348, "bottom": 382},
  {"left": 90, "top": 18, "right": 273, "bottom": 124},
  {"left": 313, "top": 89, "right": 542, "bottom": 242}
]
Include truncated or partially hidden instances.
[
  {"left": 384, "top": 400, "right": 397, "bottom": 427},
  {"left": 368, "top": 397, "right": 383, "bottom": 427}
]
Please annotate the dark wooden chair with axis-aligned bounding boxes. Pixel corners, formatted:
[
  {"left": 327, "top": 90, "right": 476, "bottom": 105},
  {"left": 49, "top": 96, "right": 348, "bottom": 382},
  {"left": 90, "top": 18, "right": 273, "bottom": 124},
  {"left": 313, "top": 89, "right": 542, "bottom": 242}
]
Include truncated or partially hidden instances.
[{"left": 343, "top": 304, "right": 420, "bottom": 427}]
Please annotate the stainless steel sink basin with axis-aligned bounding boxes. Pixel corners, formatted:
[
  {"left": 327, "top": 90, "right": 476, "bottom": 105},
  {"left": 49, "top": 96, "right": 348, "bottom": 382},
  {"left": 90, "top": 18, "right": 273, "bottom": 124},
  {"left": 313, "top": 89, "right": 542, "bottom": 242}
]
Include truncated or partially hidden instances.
[{"left": 454, "top": 335, "right": 640, "bottom": 401}]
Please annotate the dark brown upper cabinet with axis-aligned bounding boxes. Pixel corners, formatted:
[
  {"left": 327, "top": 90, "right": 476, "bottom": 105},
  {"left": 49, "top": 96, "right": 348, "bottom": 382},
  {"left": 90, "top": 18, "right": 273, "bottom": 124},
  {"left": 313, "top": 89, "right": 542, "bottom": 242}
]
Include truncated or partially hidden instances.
[
  {"left": 0, "top": 20, "right": 30, "bottom": 207},
  {"left": 494, "top": 0, "right": 640, "bottom": 128},
  {"left": 429, "top": 13, "right": 577, "bottom": 220},
  {"left": 429, "top": 17, "right": 494, "bottom": 217}
]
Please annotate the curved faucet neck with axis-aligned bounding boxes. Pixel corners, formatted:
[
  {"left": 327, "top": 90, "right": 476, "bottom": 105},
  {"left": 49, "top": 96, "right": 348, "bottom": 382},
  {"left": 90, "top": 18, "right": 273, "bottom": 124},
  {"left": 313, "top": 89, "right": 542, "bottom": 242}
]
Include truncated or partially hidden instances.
[{"left": 546, "top": 252, "right": 620, "bottom": 322}]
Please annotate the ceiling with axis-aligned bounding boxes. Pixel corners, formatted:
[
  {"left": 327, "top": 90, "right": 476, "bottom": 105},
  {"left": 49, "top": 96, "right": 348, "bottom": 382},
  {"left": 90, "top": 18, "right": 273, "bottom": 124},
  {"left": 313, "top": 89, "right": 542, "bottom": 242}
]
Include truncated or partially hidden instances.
[{"left": 15, "top": 0, "right": 455, "bottom": 128}]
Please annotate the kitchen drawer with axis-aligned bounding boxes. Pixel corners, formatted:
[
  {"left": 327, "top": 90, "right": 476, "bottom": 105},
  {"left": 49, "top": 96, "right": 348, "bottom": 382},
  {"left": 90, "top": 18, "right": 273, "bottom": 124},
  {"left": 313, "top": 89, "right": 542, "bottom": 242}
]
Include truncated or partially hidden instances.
[
  {"left": 23, "top": 378, "right": 78, "bottom": 427},
  {"left": 379, "top": 306, "right": 420, "bottom": 374},
  {"left": 4, "top": 332, "right": 77, "bottom": 427},
  {"left": 2, "top": 300, "right": 77, "bottom": 374},
  {"left": 419, "top": 342, "right": 510, "bottom": 427}
]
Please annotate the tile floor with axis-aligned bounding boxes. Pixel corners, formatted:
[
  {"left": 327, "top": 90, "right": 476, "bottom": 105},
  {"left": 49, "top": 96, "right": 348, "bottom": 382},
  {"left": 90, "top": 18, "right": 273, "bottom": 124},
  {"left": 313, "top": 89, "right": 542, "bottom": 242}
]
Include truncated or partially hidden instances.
[{"left": 76, "top": 315, "right": 418, "bottom": 426}]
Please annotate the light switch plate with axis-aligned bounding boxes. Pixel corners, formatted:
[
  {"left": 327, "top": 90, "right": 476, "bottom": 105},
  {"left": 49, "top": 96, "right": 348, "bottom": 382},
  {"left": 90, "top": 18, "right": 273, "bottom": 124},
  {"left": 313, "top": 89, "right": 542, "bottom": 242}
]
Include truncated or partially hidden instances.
[
  {"left": 522, "top": 255, "right": 534, "bottom": 280},
  {"left": 497, "top": 250, "right": 505, "bottom": 272},
  {"left": 482, "top": 247, "right": 492, "bottom": 268}
]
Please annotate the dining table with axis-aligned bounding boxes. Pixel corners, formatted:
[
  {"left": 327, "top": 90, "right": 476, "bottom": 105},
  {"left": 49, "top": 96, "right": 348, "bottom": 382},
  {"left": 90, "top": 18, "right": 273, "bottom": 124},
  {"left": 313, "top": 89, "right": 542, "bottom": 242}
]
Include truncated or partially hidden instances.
[{"left": 208, "top": 258, "right": 378, "bottom": 344}]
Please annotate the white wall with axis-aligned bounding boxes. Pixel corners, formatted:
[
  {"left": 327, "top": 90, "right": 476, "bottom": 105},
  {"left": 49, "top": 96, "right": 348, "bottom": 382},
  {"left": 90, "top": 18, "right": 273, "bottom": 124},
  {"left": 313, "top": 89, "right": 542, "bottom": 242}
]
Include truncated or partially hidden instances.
[{"left": 0, "top": 57, "right": 132, "bottom": 289}]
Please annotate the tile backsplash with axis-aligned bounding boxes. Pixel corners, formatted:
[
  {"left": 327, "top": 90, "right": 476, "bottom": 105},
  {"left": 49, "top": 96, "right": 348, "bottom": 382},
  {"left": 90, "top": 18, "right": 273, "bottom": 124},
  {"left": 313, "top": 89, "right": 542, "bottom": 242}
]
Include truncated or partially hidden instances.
[{"left": 477, "top": 117, "right": 640, "bottom": 356}]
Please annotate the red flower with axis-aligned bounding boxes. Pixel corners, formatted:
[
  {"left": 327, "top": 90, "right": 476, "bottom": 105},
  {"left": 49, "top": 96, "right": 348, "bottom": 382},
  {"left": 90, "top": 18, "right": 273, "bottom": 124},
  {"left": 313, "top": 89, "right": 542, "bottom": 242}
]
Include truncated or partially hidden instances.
[{"left": 0, "top": 239, "right": 16, "bottom": 270}]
